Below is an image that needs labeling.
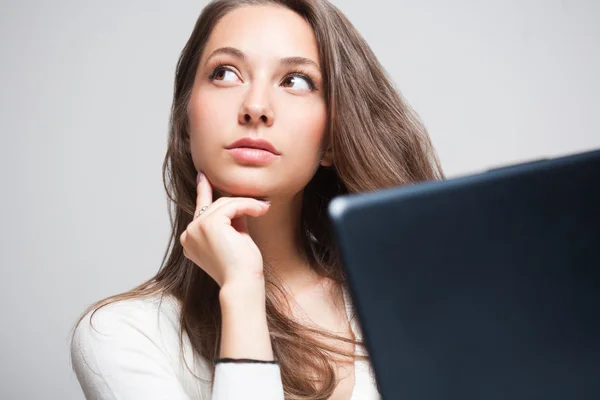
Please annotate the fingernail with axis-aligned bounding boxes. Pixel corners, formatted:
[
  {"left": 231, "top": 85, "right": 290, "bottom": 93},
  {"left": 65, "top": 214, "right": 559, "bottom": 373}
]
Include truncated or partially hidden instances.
[
  {"left": 262, "top": 200, "right": 271, "bottom": 205},
  {"left": 196, "top": 172, "right": 204, "bottom": 185}
]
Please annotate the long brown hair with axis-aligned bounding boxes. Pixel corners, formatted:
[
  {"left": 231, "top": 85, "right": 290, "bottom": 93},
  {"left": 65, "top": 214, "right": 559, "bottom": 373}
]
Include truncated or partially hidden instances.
[{"left": 71, "top": 0, "right": 444, "bottom": 399}]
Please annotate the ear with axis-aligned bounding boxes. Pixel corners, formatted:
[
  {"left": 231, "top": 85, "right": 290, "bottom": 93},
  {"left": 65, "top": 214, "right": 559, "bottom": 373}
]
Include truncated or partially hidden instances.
[{"left": 320, "top": 146, "right": 333, "bottom": 167}]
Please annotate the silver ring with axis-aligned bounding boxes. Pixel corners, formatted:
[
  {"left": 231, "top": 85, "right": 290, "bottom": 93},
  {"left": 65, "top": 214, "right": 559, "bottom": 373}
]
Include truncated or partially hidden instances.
[{"left": 195, "top": 205, "right": 208, "bottom": 218}]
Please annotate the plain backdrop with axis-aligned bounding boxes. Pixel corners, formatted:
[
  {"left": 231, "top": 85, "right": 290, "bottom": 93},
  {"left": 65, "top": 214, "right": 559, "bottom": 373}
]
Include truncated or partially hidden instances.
[{"left": 1, "top": 0, "right": 599, "bottom": 398}]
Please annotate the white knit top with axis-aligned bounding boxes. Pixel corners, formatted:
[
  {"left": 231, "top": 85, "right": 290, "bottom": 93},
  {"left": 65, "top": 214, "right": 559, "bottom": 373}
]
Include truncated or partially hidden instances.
[{"left": 71, "top": 289, "right": 381, "bottom": 399}]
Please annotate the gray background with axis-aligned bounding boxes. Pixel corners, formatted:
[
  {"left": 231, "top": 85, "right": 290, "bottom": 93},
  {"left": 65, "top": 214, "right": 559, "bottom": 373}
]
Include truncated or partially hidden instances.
[{"left": 1, "top": 0, "right": 599, "bottom": 398}]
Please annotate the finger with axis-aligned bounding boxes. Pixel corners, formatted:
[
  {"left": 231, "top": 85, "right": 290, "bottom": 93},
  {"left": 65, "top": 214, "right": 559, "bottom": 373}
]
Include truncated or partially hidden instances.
[
  {"left": 196, "top": 196, "right": 235, "bottom": 219},
  {"left": 231, "top": 214, "right": 248, "bottom": 233},
  {"left": 199, "top": 195, "right": 262, "bottom": 219},
  {"left": 211, "top": 198, "right": 270, "bottom": 224},
  {"left": 194, "top": 171, "right": 213, "bottom": 218},
  {"left": 179, "top": 229, "right": 188, "bottom": 246},
  {"left": 207, "top": 197, "right": 268, "bottom": 217}
]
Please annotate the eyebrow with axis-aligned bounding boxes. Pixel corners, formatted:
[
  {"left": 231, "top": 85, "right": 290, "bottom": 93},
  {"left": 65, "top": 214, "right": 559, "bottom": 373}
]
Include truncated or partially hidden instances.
[{"left": 204, "top": 46, "right": 320, "bottom": 70}]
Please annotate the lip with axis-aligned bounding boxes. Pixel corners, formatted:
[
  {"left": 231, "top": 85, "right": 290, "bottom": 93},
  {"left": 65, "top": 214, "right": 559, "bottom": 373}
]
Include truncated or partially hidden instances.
[
  {"left": 226, "top": 147, "right": 278, "bottom": 165},
  {"left": 225, "top": 137, "right": 280, "bottom": 155}
]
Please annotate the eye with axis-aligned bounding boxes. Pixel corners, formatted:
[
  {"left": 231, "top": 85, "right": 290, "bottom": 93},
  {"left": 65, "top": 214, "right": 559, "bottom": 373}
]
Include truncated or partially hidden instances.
[
  {"left": 208, "top": 66, "right": 240, "bottom": 82},
  {"left": 281, "top": 73, "right": 317, "bottom": 91}
]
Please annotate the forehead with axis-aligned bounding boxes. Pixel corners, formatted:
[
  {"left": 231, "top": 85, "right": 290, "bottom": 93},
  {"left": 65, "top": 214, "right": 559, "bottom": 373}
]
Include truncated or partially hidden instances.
[{"left": 202, "top": 5, "right": 320, "bottom": 66}]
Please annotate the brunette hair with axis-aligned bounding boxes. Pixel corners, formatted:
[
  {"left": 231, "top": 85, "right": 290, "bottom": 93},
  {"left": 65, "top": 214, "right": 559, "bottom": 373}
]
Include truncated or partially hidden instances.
[{"left": 71, "top": 0, "right": 444, "bottom": 399}]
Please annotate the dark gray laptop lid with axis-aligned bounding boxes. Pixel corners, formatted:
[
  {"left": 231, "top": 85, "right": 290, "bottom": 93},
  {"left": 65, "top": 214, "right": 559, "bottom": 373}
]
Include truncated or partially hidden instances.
[{"left": 329, "top": 149, "right": 600, "bottom": 400}]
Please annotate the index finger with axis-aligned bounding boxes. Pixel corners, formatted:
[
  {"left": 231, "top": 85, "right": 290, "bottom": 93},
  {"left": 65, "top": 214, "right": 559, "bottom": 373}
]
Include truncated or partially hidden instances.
[{"left": 194, "top": 171, "right": 213, "bottom": 217}]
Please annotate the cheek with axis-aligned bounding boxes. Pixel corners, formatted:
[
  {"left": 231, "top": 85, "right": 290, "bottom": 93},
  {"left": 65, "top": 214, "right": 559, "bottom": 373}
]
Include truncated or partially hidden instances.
[
  {"left": 187, "top": 89, "right": 233, "bottom": 168},
  {"left": 188, "top": 90, "right": 228, "bottom": 140},
  {"left": 271, "top": 99, "right": 327, "bottom": 195},
  {"left": 284, "top": 101, "right": 327, "bottom": 163}
]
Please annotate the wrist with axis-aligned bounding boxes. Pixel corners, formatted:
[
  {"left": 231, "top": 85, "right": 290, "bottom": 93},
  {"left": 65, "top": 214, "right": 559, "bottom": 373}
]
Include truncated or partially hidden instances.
[
  {"left": 219, "top": 279, "right": 266, "bottom": 307},
  {"left": 218, "top": 280, "right": 273, "bottom": 360}
]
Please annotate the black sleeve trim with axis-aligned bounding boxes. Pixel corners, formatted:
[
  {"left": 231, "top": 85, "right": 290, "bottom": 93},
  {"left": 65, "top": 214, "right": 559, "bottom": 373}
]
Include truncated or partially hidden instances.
[{"left": 214, "top": 357, "right": 279, "bottom": 365}]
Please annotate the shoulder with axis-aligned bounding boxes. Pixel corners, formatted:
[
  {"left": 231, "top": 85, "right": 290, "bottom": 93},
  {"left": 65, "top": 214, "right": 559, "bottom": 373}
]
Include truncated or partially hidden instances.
[
  {"left": 70, "top": 293, "right": 211, "bottom": 376},
  {"left": 70, "top": 293, "right": 212, "bottom": 398},
  {"left": 73, "top": 293, "right": 181, "bottom": 337},
  {"left": 71, "top": 294, "right": 182, "bottom": 353},
  {"left": 71, "top": 293, "right": 182, "bottom": 367}
]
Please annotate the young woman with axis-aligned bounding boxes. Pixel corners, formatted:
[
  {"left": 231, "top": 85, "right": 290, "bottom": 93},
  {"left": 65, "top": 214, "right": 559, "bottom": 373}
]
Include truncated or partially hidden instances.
[{"left": 70, "top": 0, "right": 444, "bottom": 399}]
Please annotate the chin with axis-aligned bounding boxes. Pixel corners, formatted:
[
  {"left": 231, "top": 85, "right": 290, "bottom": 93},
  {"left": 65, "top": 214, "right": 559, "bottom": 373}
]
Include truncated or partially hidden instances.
[{"left": 209, "top": 171, "right": 272, "bottom": 199}]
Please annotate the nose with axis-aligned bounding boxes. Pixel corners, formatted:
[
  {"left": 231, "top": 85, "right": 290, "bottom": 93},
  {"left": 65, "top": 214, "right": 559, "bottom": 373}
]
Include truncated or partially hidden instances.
[{"left": 238, "top": 83, "right": 275, "bottom": 127}]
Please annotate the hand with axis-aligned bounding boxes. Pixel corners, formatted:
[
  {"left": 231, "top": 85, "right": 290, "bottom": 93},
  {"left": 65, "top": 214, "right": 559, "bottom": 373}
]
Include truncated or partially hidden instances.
[{"left": 179, "top": 172, "right": 271, "bottom": 288}]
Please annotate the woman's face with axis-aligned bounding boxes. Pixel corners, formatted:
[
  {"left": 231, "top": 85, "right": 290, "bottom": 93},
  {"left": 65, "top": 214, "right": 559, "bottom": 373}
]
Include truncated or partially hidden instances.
[{"left": 187, "top": 5, "right": 330, "bottom": 199}]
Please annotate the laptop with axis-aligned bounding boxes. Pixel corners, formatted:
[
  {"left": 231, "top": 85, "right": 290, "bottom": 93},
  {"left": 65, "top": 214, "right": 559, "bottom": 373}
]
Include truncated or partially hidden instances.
[{"left": 328, "top": 149, "right": 600, "bottom": 400}]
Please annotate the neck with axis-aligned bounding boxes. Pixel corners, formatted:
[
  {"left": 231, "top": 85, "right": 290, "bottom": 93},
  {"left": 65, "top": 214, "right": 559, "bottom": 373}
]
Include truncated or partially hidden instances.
[{"left": 216, "top": 189, "right": 321, "bottom": 294}]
